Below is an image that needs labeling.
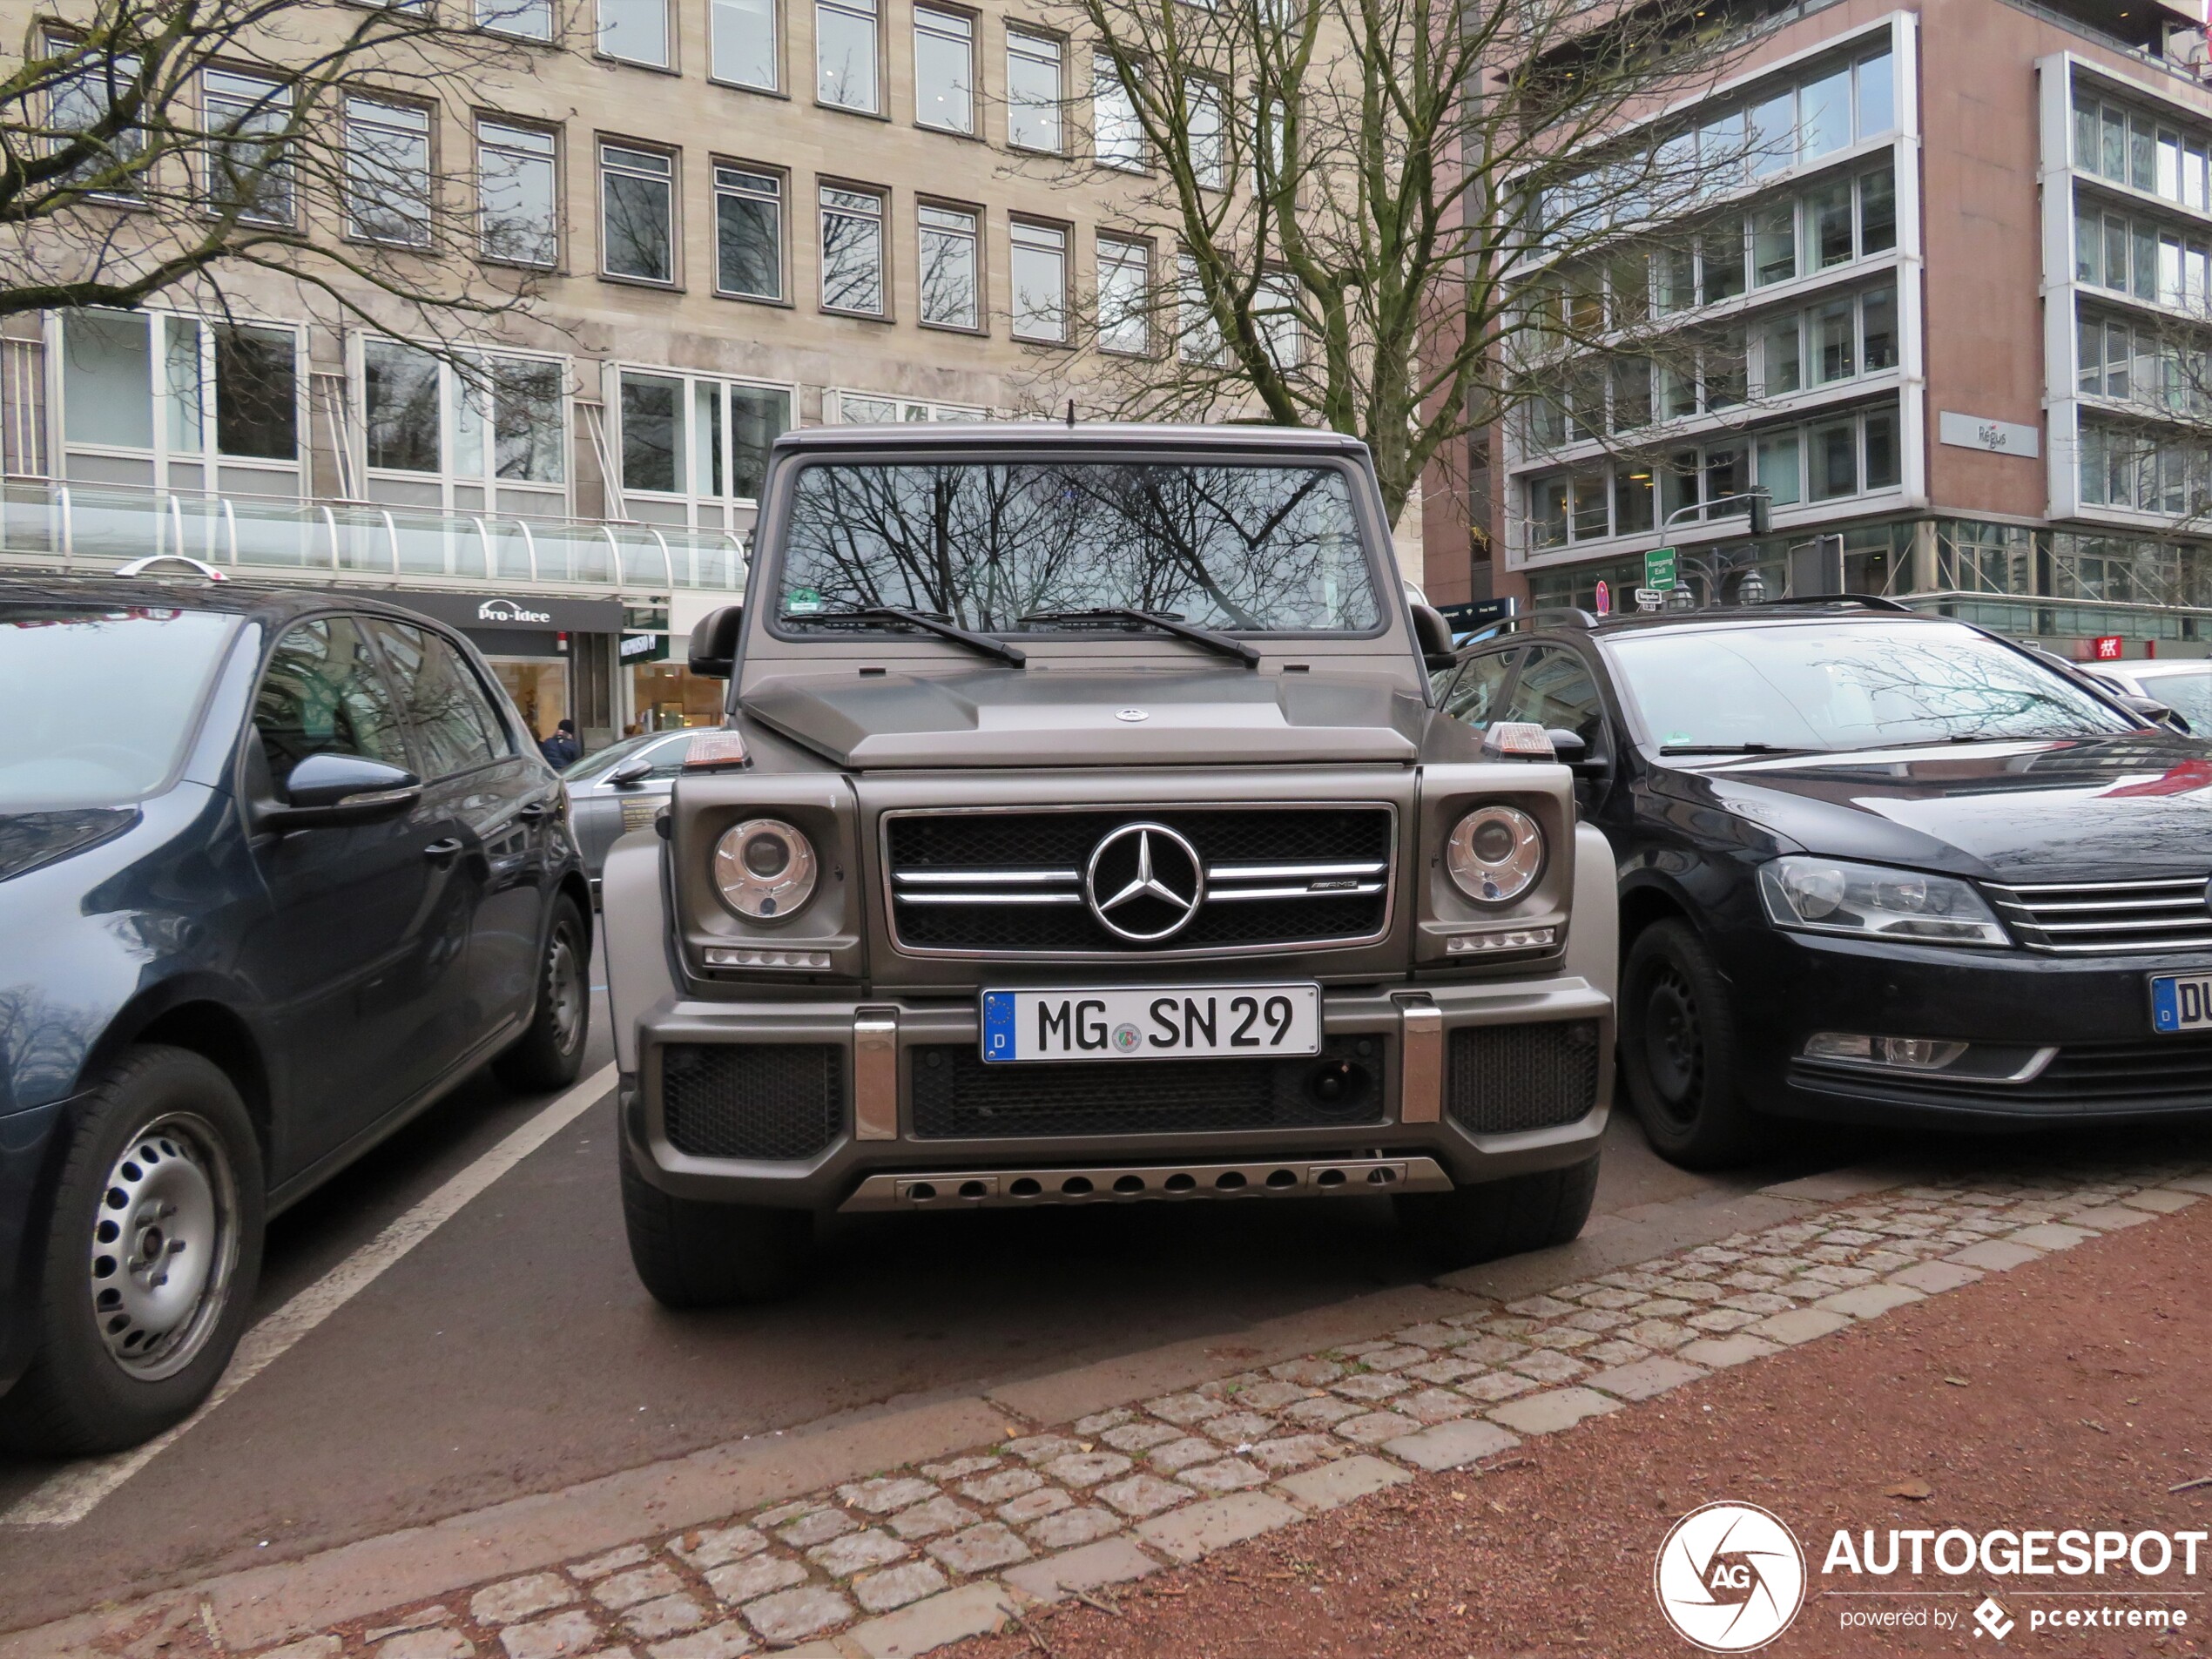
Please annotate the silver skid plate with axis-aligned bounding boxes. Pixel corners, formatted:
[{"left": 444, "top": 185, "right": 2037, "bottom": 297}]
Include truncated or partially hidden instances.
[{"left": 839, "top": 1156, "right": 1451, "bottom": 1211}]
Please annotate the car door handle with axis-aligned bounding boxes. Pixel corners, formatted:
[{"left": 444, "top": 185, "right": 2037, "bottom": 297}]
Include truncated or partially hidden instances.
[{"left": 423, "top": 838, "right": 465, "bottom": 862}]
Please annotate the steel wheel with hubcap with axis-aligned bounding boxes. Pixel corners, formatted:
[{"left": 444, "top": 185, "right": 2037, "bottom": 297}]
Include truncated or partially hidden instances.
[
  {"left": 496, "top": 895, "right": 591, "bottom": 1091},
  {"left": 1619, "top": 919, "right": 1766, "bottom": 1170},
  {"left": 0, "top": 1047, "right": 265, "bottom": 1456}
]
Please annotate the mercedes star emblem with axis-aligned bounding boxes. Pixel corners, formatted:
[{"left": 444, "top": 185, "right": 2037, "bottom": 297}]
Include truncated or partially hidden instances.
[{"left": 1084, "top": 822, "right": 1204, "bottom": 942}]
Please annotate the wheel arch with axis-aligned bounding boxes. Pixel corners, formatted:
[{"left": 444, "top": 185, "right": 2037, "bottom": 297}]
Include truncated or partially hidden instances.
[{"left": 100, "top": 995, "right": 274, "bottom": 1169}]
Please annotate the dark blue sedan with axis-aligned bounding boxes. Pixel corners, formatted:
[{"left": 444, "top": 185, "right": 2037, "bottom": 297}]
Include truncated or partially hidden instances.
[{"left": 0, "top": 577, "right": 590, "bottom": 1453}]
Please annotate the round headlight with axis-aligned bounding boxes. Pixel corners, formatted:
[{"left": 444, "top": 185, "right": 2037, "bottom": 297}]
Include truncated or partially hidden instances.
[
  {"left": 713, "top": 819, "right": 817, "bottom": 921},
  {"left": 1447, "top": 806, "right": 1544, "bottom": 905}
]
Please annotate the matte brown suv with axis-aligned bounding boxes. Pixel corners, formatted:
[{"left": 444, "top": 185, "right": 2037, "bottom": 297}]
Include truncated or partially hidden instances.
[{"left": 602, "top": 423, "right": 1617, "bottom": 1303}]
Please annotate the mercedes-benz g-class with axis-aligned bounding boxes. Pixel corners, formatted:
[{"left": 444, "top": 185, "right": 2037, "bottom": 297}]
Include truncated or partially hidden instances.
[{"left": 602, "top": 423, "right": 1616, "bottom": 1303}]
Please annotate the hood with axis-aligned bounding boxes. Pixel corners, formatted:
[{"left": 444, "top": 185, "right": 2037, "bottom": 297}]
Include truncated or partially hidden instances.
[
  {"left": 1671, "top": 734, "right": 2212, "bottom": 882},
  {"left": 740, "top": 669, "right": 1425, "bottom": 769}
]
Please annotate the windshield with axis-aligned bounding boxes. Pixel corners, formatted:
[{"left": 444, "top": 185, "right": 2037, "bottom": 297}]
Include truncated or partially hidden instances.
[
  {"left": 1607, "top": 621, "right": 2141, "bottom": 753},
  {"left": 0, "top": 605, "right": 239, "bottom": 809},
  {"left": 774, "top": 460, "right": 1381, "bottom": 634}
]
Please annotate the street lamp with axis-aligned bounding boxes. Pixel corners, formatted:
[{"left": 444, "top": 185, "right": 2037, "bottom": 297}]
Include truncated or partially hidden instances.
[{"left": 1737, "top": 568, "right": 1769, "bottom": 604}]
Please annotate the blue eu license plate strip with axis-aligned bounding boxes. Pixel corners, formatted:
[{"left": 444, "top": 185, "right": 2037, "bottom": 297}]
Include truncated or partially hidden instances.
[
  {"left": 2150, "top": 974, "right": 2212, "bottom": 1033},
  {"left": 982, "top": 991, "right": 1018, "bottom": 1062}
]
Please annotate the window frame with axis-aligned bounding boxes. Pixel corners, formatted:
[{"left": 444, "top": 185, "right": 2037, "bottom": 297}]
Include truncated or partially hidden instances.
[
  {"left": 815, "top": 0, "right": 882, "bottom": 114},
  {"left": 476, "top": 0, "right": 556, "bottom": 41},
  {"left": 913, "top": 4, "right": 975, "bottom": 134},
  {"left": 202, "top": 68, "right": 295, "bottom": 226},
  {"left": 710, "top": 0, "right": 782, "bottom": 91},
  {"left": 819, "top": 179, "right": 889, "bottom": 317},
  {"left": 1008, "top": 215, "right": 1070, "bottom": 343},
  {"left": 597, "top": 0, "right": 673, "bottom": 68},
  {"left": 1096, "top": 233, "right": 1153, "bottom": 356},
  {"left": 356, "top": 334, "right": 571, "bottom": 504},
  {"left": 597, "top": 138, "right": 678, "bottom": 286},
  {"left": 342, "top": 93, "right": 435, "bottom": 249},
  {"left": 1091, "top": 51, "right": 1147, "bottom": 172},
  {"left": 475, "top": 115, "right": 560, "bottom": 268},
  {"left": 1006, "top": 28, "right": 1065, "bottom": 153},
  {"left": 712, "top": 160, "right": 788, "bottom": 302},
  {"left": 614, "top": 362, "right": 797, "bottom": 512},
  {"left": 917, "top": 199, "right": 984, "bottom": 332}
]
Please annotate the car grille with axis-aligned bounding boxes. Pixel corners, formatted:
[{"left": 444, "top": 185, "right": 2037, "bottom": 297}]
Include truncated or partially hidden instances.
[
  {"left": 1984, "top": 875, "right": 2212, "bottom": 954},
  {"left": 1444, "top": 1021, "right": 1602, "bottom": 1135},
  {"left": 661, "top": 1043, "right": 845, "bottom": 1159},
  {"left": 885, "top": 807, "right": 1393, "bottom": 954},
  {"left": 907, "top": 1037, "right": 1387, "bottom": 1138}
]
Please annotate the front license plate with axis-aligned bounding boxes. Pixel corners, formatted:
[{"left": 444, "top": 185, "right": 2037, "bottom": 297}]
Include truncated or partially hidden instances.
[
  {"left": 981, "top": 985, "right": 1322, "bottom": 1062},
  {"left": 2150, "top": 973, "right": 2212, "bottom": 1033}
]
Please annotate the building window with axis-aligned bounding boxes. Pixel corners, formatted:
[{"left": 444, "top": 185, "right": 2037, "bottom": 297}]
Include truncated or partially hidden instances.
[
  {"left": 1854, "top": 46, "right": 1893, "bottom": 138},
  {"left": 57, "top": 310, "right": 302, "bottom": 472},
  {"left": 1700, "top": 223, "right": 1745, "bottom": 301},
  {"left": 1097, "top": 236, "right": 1150, "bottom": 354},
  {"left": 619, "top": 368, "right": 792, "bottom": 502},
  {"left": 914, "top": 8, "right": 974, "bottom": 132},
  {"left": 598, "top": 0, "right": 670, "bottom": 65},
  {"left": 826, "top": 389, "right": 985, "bottom": 421},
  {"left": 1010, "top": 219, "right": 1067, "bottom": 341},
  {"left": 1257, "top": 270, "right": 1301, "bottom": 368},
  {"left": 919, "top": 204, "right": 981, "bottom": 328},
  {"left": 1809, "top": 417, "right": 1858, "bottom": 498},
  {"left": 817, "top": 0, "right": 879, "bottom": 111},
  {"left": 343, "top": 98, "right": 432, "bottom": 246},
  {"left": 714, "top": 165, "right": 783, "bottom": 299},
  {"left": 1863, "top": 408, "right": 1898, "bottom": 489},
  {"left": 363, "top": 341, "right": 567, "bottom": 488},
  {"left": 820, "top": 184, "right": 886, "bottom": 314},
  {"left": 478, "top": 0, "right": 554, "bottom": 40},
  {"left": 600, "top": 142, "right": 674, "bottom": 281},
  {"left": 1094, "top": 53, "right": 1144, "bottom": 170},
  {"left": 1008, "top": 31, "right": 1062, "bottom": 152},
  {"left": 712, "top": 0, "right": 779, "bottom": 88},
  {"left": 1806, "top": 180, "right": 1852, "bottom": 269},
  {"left": 46, "top": 44, "right": 145, "bottom": 197},
  {"left": 478, "top": 120, "right": 557, "bottom": 266},
  {"left": 204, "top": 71, "right": 293, "bottom": 224},
  {"left": 1798, "top": 64, "right": 1851, "bottom": 160},
  {"left": 1254, "top": 95, "right": 1287, "bottom": 195},
  {"left": 1755, "top": 430, "right": 1801, "bottom": 506},
  {"left": 1761, "top": 314, "right": 1800, "bottom": 395},
  {"left": 1178, "top": 253, "right": 1223, "bottom": 364},
  {"left": 1186, "top": 77, "right": 1224, "bottom": 189},
  {"left": 1862, "top": 285, "right": 1896, "bottom": 370},
  {"left": 1752, "top": 203, "right": 1795, "bottom": 286}
]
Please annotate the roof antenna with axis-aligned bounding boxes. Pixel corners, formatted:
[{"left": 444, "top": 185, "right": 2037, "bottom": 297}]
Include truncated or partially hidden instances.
[{"left": 1065, "top": 398, "right": 1076, "bottom": 429}]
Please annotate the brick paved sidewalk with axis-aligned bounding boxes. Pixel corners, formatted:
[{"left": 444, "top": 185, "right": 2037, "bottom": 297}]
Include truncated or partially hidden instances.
[{"left": 32, "top": 1150, "right": 2198, "bottom": 1659}]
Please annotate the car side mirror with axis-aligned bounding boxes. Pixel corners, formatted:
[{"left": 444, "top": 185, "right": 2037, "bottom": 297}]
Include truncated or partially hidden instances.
[
  {"left": 2115, "top": 692, "right": 2184, "bottom": 732},
  {"left": 262, "top": 752, "right": 421, "bottom": 832},
  {"left": 1546, "top": 728, "right": 1609, "bottom": 779},
  {"left": 1411, "top": 603, "right": 1456, "bottom": 670},
  {"left": 607, "top": 757, "right": 655, "bottom": 787},
  {"left": 688, "top": 605, "right": 744, "bottom": 678}
]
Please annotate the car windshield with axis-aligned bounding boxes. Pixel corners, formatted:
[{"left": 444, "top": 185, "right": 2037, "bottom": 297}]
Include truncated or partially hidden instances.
[
  {"left": 773, "top": 460, "right": 1381, "bottom": 634},
  {"left": 0, "top": 604, "right": 240, "bottom": 809},
  {"left": 1606, "top": 620, "right": 2141, "bottom": 753}
]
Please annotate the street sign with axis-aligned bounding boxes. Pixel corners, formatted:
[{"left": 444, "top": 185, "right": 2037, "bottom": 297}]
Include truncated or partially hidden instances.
[
  {"left": 1646, "top": 548, "right": 1677, "bottom": 590},
  {"left": 1594, "top": 580, "right": 1611, "bottom": 617},
  {"left": 1634, "top": 588, "right": 1665, "bottom": 611},
  {"left": 2093, "top": 635, "right": 2125, "bottom": 661}
]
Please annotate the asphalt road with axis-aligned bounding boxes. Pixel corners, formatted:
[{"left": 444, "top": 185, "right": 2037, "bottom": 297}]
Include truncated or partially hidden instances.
[{"left": 0, "top": 961, "right": 1843, "bottom": 1630}]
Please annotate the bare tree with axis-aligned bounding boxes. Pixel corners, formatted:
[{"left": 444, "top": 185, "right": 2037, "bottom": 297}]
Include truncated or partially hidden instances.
[
  {"left": 1, "top": 0, "right": 551, "bottom": 347},
  {"left": 1006, "top": 0, "right": 1769, "bottom": 535}
]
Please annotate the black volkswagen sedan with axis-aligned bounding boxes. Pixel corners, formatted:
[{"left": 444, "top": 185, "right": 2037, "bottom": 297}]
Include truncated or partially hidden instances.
[
  {"left": 0, "top": 577, "right": 590, "bottom": 1453},
  {"left": 1435, "top": 598, "right": 2212, "bottom": 1167}
]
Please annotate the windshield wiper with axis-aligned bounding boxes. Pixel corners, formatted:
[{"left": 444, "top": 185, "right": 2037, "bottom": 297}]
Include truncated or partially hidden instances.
[
  {"left": 779, "top": 604, "right": 1026, "bottom": 667},
  {"left": 1017, "top": 607, "right": 1262, "bottom": 668},
  {"left": 1657, "top": 742, "right": 1819, "bottom": 756}
]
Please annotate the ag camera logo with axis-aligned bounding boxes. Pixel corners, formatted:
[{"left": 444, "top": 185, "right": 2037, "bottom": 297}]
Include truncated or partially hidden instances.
[{"left": 1655, "top": 1501, "right": 1807, "bottom": 1652}]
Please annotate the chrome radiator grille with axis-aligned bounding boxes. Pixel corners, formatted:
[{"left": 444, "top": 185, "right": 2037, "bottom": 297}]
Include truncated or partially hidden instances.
[
  {"left": 1985, "top": 875, "right": 2212, "bottom": 954},
  {"left": 884, "top": 806, "right": 1393, "bottom": 955}
]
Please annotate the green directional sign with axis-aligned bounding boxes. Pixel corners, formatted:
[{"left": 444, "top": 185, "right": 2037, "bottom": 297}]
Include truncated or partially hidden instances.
[{"left": 1645, "top": 547, "right": 1678, "bottom": 591}]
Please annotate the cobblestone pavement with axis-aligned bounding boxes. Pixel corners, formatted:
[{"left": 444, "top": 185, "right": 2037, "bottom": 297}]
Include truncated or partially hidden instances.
[{"left": 189, "top": 1155, "right": 2212, "bottom": 1659}]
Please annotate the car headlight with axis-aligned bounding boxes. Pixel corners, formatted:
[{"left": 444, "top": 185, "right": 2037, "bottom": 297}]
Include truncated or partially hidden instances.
[
  {"left": 1757, "top": 856, "right": 2009, "bottom": 946},
  {"left": 713, "top": 819, "right": 817, "bottom": 921},
  {"left": 1446, "top": 805, "right": 1545, "bottom": 905}
]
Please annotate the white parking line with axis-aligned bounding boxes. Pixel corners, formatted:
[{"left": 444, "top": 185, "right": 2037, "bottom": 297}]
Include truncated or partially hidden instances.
[{"left": 2, "top": 1062, "right": 618, "bottom": 1528}]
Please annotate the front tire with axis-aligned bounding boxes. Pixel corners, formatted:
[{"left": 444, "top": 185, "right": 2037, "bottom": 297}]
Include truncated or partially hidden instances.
[
  {"left": 495, "top": 895, "right": 590, "bottom": 1092},
  {"left": 620, "top": 1144, "right": 809, "bottom": 1308},
  {"left": 1394, "top": 1157, "right": 1598, "bottom": 1271},
  {"left": 0, "top": 1048, "right": 265, "bottom": 1456},
  {"left": 1619, "top": 920, "right": 1766, "bottom": 1169}
]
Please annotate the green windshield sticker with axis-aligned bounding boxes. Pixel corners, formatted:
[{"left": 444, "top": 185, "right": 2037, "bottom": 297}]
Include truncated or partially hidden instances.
[{"left": 786, "top": 587, "right": 824, "bottom": 613}]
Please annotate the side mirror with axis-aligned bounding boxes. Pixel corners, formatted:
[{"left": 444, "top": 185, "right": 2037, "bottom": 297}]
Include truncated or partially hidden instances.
[
  {"left": 688, "top": 605, "right": 744, "bottom": 678},
  {"left": 606, "top": 757, "right": 655, "bottom": 787},
  {"left": 1411, "top": 604, "right": 1456, "bottom": 670},
  {"left": 1546, "top": 728, "right": 1610, "bottom": 779},
  {"left": 2116, "top": 692, "right": 2182, "bottom": 731},
  {"left": 262, "top": 752, "right": 421, "bottom": 832}
]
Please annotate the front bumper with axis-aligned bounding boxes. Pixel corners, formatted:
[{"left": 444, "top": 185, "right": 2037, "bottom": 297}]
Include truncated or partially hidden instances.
[
  {"left": 1730, "top": 927, "right": 2212, "bottom": 1126},
  {"left": 621, "top": 977, "right": 1613, "bottom": 1211}
]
